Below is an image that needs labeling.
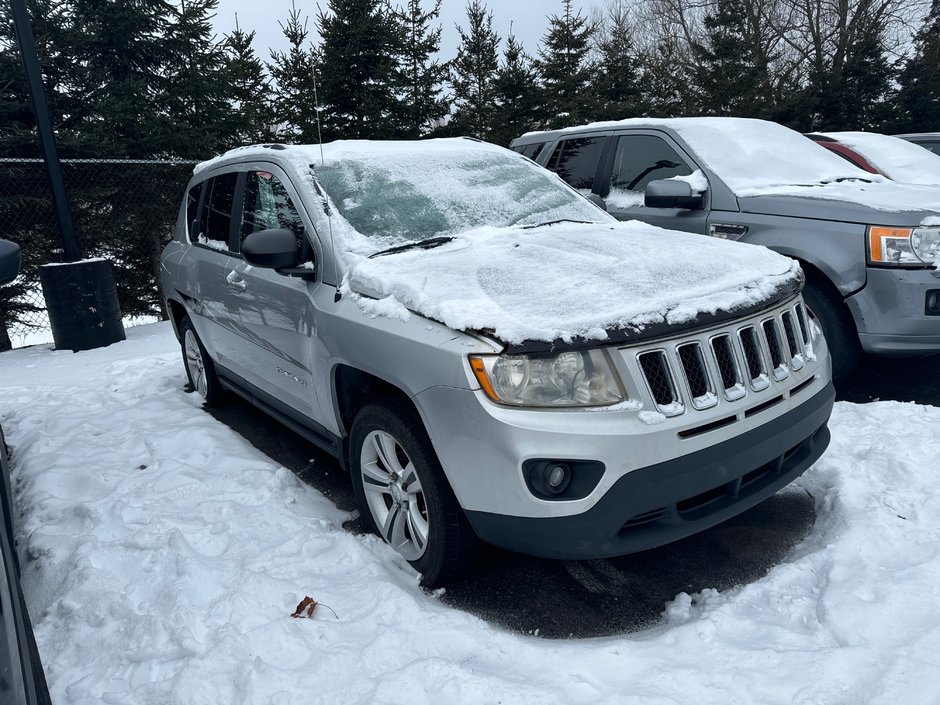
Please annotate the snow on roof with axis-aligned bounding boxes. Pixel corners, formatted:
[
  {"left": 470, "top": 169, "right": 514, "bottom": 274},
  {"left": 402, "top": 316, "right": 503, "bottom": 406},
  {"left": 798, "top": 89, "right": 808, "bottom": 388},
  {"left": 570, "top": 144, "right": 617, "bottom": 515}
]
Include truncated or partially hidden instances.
[
  {"left": 346, "top": 220, "right": 800, "bottom": 345},
  {"left": 541, "top": 117, "right": 880, "bottom": 194},
  {"left": 818, "top": 132, "right": 940, "bottom": 186}
]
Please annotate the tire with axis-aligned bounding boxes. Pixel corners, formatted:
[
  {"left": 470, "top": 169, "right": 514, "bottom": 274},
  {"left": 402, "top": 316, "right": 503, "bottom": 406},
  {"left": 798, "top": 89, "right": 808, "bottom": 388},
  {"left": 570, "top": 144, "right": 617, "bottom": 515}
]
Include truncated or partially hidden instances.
[
  {"left": 803, "top": 278, "right": 861, "bottom": 382},
  {"left": 350, "top": 398, "right": 482, "bottom": 587},
  {"left": 179, "top": 316, "right": 223, "bottom": 406}
]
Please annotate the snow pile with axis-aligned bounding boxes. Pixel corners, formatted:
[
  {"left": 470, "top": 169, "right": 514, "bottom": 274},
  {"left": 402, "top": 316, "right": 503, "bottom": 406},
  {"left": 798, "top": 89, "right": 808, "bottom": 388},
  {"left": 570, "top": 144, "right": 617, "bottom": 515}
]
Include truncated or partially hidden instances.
[
  {"left": 4, "top": 324, "right": 940, "bottom": 703},
  {"left": 667, "top": 169, "right": 708, "bottom": 194},
  {"left": 346, "top": 221, "right": 800, "bottom": 344},
  {"left": 818, "top": 131, "right": 940, "bottom": 186}
]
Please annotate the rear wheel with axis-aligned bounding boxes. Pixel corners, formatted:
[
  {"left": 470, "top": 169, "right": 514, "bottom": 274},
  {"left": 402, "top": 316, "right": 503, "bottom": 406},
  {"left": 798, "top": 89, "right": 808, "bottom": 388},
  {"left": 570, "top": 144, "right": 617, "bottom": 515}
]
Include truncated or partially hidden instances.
[
  {"left": 350, "top": 398, "right": 482, "bottom": 586},
  {"left": 179, "top": 316, "right": 222, "bottom": 405},
  {"left": 803, "top": 278, "right": 861, "bottom": 382}
]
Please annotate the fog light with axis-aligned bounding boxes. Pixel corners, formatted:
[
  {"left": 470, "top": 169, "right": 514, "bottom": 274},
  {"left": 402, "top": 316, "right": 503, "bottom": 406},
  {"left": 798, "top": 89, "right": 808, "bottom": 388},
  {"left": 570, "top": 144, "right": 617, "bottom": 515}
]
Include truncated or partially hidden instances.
[
  {"left": 927, "top": 290, "right": 940, "bottom": 316},
  {"left": 522, "top": 459, "right": 605, "bottom": 501},
  {"left": 547, "top": 465, "right": 569, "bottom": 491}
]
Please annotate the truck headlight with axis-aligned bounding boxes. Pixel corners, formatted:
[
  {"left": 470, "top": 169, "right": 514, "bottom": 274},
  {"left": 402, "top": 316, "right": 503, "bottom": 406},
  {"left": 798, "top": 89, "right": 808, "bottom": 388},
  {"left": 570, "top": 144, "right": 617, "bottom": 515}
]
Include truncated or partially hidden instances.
[
  {"left": 469, "top": 349, "right": 625, "bottom": 407},
  {"left": 868, "top": 226, "right": 940, "bottom": 266}
]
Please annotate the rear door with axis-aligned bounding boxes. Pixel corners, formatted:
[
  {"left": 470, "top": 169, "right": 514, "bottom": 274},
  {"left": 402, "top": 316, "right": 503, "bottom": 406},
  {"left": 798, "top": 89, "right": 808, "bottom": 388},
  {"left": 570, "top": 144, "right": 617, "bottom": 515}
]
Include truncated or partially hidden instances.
[{"left": 180, "top": 172, "right": 241, "bottom": 363}]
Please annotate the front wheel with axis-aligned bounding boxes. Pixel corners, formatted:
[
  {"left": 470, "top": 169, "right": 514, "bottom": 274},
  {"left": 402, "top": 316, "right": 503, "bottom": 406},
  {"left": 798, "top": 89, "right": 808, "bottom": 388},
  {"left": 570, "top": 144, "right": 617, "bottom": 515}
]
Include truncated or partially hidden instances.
[
  {"left": 803, "top": 280, "right": 861, "bottom": 382},
  {"left": 350, "top": 399, "right": 481, "bottom": 586}
]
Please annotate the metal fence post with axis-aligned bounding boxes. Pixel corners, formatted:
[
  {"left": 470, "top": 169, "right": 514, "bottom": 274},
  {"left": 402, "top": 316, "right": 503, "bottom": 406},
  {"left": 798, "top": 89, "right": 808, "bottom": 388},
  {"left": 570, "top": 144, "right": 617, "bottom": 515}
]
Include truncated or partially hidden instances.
[{"left": 10, "top": 0, "right": 80, "bottom": 262}]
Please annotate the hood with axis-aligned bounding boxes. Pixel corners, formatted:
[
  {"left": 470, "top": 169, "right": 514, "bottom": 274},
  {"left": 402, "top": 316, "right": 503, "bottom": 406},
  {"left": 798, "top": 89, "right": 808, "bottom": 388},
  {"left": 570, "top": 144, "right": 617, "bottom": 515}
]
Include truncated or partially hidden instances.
[
  {"left": 345, "top": 221, "right": 801, "bottom": 348},
  {"left": 738, "top": 181, "right": 940, "bottom": 226}
]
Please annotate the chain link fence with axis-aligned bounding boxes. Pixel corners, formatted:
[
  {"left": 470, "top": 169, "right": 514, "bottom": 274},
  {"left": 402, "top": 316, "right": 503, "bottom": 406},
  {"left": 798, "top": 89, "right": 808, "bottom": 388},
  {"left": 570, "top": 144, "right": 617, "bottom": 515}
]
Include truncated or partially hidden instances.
[{"left": 0, "top": 158, "right": 197, "bottom": 350}]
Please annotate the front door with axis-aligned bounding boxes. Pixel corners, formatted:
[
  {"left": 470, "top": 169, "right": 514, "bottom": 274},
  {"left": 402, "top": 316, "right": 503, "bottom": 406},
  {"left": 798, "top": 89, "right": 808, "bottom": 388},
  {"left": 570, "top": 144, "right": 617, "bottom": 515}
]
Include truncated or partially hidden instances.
[{"left": 597, "top": 133, "right": 710, "bottom": 235}]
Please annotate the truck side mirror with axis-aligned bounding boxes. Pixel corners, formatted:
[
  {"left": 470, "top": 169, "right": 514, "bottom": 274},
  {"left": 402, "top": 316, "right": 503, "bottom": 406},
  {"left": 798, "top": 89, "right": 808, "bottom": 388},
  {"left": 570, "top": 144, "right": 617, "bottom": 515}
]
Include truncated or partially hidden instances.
[{"left": 644, "top": 180, "right": 705, "bottom": 210}]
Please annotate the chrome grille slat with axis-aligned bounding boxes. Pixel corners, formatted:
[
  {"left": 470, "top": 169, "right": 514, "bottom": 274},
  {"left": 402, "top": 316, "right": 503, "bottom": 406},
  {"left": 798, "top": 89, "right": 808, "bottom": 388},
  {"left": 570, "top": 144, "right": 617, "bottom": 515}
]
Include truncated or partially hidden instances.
[{"left": 631, "top": 299, "right": 816, "bottom": 418}]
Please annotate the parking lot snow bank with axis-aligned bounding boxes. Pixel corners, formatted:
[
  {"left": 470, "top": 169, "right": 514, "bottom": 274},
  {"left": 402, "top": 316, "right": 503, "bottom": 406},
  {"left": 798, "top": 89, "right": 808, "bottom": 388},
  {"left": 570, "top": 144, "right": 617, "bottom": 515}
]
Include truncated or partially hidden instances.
[
  {"left": 3, "top": 323, "right": 940, "bottom": 705},
  {"left": 347, "top": 221, "right": 800, "bottom": 344}
]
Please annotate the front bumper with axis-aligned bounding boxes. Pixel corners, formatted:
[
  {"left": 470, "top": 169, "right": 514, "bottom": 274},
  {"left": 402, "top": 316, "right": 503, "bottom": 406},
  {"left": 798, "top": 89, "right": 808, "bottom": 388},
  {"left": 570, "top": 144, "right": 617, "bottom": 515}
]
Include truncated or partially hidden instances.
[
  {"left": 464, "top": 382, "right": 834, "bottom": 559},
  {"left": 849, "top": 267, "right": 940, "bottom": 355}
]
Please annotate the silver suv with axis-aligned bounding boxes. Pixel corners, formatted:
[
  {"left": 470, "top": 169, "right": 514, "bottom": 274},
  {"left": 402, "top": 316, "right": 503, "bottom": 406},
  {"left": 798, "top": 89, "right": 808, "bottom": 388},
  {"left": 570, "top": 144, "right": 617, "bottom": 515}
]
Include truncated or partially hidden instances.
[{"left": 161, "top": 139, "right": 835, "bottom": 585}]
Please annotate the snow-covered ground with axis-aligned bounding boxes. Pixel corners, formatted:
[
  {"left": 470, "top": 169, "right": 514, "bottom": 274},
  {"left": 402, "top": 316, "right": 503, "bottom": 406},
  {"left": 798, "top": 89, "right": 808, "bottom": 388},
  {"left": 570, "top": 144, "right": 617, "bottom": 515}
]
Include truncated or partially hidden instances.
[{"left": 2, "top": 323, "right": 940, "bottom": 704}]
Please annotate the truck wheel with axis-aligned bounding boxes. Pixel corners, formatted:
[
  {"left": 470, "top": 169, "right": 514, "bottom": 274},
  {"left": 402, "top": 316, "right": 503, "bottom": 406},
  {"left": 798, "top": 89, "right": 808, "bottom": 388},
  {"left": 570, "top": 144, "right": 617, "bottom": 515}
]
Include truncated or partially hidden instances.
[
  {"left": 350, "top": 398, "right": 481, "bottom": 587},
  {"left": 179, "top": 316, "right": 222, "bottom": 406},
  {"left": 803, "top": 280, "right": 860, "bottom": 382}
]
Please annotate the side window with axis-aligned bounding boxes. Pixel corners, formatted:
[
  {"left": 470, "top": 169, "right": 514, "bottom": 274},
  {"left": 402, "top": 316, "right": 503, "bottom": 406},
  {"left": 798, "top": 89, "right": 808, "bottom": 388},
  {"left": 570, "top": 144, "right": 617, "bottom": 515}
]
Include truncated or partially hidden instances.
[
  {"left": 240, "top": 171, "right": 305, "bottom": 251},
  {"left": 200, "top": 172, "right": 239, "bottom": 249},
  {"left": 512, "top": 142, "right": 546, "bottom": 160},
  {"left": 545, "top": 137, "right": 606, "bottom": 192},
  {"left": 607, "top": 135, "right": 694, "bottom": 209},
  {"left": 186, "top": 183, "right": 203, "bottom": 239}
]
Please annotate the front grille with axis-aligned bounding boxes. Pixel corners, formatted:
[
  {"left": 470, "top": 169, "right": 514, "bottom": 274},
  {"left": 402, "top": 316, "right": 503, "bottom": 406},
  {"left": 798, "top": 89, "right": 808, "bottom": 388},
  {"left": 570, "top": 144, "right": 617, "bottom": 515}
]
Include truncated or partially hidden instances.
[{"left": 632, "top": 298, "right": 815, "bottom": 418}]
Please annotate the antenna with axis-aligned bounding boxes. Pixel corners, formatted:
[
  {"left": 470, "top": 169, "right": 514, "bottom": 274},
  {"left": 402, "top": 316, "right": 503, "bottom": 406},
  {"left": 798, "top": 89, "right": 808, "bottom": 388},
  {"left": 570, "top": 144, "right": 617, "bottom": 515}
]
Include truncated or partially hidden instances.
[{"left": 312, "top": 64, "right": 342, "bottom": 303}]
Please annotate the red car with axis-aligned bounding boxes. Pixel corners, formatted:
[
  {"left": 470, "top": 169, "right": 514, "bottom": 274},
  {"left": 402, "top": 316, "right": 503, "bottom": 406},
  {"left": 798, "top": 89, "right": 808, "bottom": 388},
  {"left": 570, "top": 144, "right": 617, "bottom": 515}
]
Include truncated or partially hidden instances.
[{"left": 806, "top": 134, "right": 883, "bottom": 175}]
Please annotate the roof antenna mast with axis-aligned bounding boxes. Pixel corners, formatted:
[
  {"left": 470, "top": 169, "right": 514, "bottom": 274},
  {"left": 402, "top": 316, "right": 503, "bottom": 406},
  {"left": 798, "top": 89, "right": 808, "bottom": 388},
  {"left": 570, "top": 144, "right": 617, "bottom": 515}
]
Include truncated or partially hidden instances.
[{"left": 312, "top": 65, "right": 342, "bottom": 303}]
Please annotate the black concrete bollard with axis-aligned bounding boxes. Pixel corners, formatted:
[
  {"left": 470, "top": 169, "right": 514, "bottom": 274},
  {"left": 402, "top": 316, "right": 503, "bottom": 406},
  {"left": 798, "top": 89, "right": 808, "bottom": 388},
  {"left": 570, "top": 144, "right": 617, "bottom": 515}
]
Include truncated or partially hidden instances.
[{"left": 39, "top": 259, "right": 126, "bottom": 351}]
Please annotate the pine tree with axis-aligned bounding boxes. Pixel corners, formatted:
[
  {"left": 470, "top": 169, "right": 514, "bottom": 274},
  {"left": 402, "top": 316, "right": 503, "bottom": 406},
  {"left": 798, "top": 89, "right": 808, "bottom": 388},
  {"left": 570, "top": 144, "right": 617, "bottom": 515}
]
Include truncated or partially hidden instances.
[
  {"left": 223, "top": 19, "right": 276, "bottom": 146},
  {"left": 449, "top": 0, "right": 499, "bottom": 140},
  {"left": 807, "top": 25, "right": 895, "bottom": 130},
  {"left": 268, "top": 4, "right": 321, "bottom": 143},
  {"left": 536, "top": 0, "right": 596, "bottom": 128},
  {"left": 317, "top": 0, "right": 404, "bottom": 140},
  {"left": 394, "top": 0, "right": 448, "bottom": 138},
  {"left": 592, "top": 1, "right": 643, "bottom": 121},
  {"left": 690, "top": 0, "right": 771, "bottom": 117},
  {"left": 896, "top": 0, "right": 940, "bottom": 132},
  {"left": 0, "top": 0, "right": 78, "bottom": 157},
  {"left": 490, "top": 33, "right": 539, "bottom": 146},
  {"left": 161, "top": 0, "right": 234, "bottom": 159}
]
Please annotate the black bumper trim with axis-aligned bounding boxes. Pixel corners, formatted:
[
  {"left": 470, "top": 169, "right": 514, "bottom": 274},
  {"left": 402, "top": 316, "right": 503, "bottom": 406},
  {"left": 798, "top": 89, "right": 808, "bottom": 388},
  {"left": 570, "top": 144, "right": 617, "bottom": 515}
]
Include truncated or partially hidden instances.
[{"left": 465, "top": 382, "right": 835, "bottom": 560}]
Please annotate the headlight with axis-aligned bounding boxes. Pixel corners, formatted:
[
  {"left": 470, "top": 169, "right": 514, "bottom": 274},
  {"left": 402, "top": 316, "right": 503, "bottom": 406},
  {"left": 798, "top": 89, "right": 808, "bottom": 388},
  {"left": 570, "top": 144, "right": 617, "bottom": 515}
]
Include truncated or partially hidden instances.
[
  {"left": 469, "top": 349, "right": 625, "bottom": 407},
  {"left": 868, "top": 226, "right": 940, "bottom": 266}
]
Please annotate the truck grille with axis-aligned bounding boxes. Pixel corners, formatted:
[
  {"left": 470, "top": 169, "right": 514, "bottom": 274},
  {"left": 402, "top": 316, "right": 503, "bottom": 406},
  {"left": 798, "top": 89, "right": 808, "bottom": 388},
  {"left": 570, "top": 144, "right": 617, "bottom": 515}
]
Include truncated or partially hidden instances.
[{"left": 633, "top": 299, "right": 813, "bottom": 417}]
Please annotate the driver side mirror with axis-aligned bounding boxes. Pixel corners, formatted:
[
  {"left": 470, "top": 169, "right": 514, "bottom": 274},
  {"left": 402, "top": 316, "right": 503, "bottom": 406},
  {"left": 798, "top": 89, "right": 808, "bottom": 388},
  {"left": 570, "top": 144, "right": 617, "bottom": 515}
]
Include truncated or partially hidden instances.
[
  {"left": 644, "top": 180, "right": 705, "bottom": 210},
  {"left": 0, "top": 239, "right": 21, "bottom": 286},
  {"left": 242, "top": 228, "right": 315, "bottom": 280}
]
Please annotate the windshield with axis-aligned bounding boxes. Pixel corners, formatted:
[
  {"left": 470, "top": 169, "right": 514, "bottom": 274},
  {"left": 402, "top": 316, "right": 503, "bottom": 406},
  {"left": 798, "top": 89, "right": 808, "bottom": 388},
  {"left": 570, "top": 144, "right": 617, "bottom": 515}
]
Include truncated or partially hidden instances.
[
  {"left": 659, "top": 118, "right": 881, "bottom": 195},
  {"left": 311, "top": 141, "right": 609, "bottom": 247}
]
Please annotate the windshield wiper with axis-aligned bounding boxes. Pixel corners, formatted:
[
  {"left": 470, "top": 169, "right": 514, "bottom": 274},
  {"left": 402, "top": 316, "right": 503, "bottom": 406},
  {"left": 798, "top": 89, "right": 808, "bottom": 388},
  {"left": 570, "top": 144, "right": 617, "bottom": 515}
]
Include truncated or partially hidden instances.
[
  {"left": 369, "top": 236, "right": 455, "bottom": 258},
  {"left": 522, "top": 218, "right": 594, "bottom": 229}
]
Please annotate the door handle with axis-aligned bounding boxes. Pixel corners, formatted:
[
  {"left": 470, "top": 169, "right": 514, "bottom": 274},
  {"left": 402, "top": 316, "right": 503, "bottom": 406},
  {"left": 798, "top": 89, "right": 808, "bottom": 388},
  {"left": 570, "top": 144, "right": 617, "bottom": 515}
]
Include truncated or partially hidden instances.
[{"left": 225, "top": 270, "right": 247, "bottom": 291}]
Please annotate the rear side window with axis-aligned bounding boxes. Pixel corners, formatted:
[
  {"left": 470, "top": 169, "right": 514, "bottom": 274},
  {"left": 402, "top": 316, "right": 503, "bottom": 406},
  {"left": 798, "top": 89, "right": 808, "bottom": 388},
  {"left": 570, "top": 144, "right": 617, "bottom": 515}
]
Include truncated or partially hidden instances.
[
  {"left": 186, "top": 184, "right": 203, "bottom": 239},
  {"left": 512, "top": 142, "right": 546, "bottom": 160},
  {"left": 546, "top": 137, "right": 606, "bottom": 191},
  {"left": 239, "top": 171, "right": 305, "bottom": 251},
  {"left": 606, "top": 135, "right": 694, "bottom": 208},
  {"left": 199, "top": 172, "right": 239, "bottom": 250}
]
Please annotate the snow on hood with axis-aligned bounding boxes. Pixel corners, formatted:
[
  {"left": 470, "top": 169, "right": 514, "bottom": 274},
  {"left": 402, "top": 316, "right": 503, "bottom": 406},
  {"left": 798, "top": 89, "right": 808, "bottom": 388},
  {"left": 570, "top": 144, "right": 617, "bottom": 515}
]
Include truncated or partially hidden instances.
[
  {"left": 346, "top": 221, "right": 800, "bottom": 345},
  {"left": 817, "top": 132, "right": 940, "bottom": 186},
  {"left": 740, "top": 179, "right": 940, "bottom": 218}
]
